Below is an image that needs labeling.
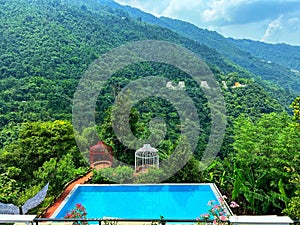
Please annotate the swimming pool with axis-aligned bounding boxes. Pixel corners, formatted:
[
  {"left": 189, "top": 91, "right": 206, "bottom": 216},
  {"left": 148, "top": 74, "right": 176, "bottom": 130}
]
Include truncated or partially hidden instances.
[{"left": 53, "top": 183, "right": 229, "bottom": 220}]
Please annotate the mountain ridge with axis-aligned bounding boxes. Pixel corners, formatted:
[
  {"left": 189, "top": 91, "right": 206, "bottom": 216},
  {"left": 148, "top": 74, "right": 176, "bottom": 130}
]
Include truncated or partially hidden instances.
[
  {"left": 227, "top": 38, "right": 300, "bottom": 71},
  {"left": 99, "top": 2, "right": 298, "bottom": 109},
  {"left": 0, "top": 0, "right": 283, "bottom": 127}
]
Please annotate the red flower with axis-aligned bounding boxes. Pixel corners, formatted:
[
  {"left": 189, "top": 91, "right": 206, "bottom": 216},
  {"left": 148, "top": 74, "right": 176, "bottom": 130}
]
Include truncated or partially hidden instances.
[{"left": 64, "top": 203, "right": 88, "bottom": 225}]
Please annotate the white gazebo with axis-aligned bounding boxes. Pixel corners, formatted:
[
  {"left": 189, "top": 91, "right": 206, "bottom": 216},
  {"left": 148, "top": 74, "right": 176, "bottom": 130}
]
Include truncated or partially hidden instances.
[{"left": 135, "top": 144, "right": 159, "bottom": 172}]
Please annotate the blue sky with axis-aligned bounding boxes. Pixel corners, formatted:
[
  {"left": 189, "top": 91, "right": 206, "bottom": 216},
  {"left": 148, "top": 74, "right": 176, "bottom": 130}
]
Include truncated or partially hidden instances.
[{"left": 114, "top": 0, "right": 300, "bottom": 46}]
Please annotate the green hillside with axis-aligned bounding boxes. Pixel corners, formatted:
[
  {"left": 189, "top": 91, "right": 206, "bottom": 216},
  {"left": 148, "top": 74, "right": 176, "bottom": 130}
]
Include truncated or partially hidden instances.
[
  {"left": 158, "top": 17, "right": 300, "bottom": 104},
  {"left": 0, "top": 0, "right": 299, "bottom": 219},
  {"left": 228, "top": 38, "right": 300, "bottom": 71},
  {"left": 0, "top": 0, "right": 282, "bottom": 129},
  {"left": 101, "top": 3, "right": 298, "bottom": 109}
]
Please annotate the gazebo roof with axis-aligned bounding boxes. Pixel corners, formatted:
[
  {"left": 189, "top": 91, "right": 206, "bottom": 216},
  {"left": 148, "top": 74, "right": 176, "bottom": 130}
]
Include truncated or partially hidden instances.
[
  {"left": 89, "top": 141, "right": 113, "bottom": 169},
  {"left": 90, "top": 141, "right": 112, "bottom": 153},
  {"left": 135, "top": 144, "right": 158, "bottom": 154},
  {"left": 135, "top": 144, "right": 159, "bottom": 172}
]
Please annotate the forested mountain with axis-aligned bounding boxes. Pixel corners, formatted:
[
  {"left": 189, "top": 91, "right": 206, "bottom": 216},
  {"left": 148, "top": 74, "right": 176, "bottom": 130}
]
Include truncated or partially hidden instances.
[
  {"left": 99, "top": 2, "right": 298, "bottom": 109},
  {"left": 157, "top": 17, "right": 300, "bottom": 109},
  {"left": 0, "top": 0, "right": 282, "bottom": 162},
  {"left": 0, "top": 0, "right": 299, "bottom": 219},
  {"left": 157, "top": 17, "right": 300, "bottom": 93},
  {"left": 0, "top": 0, "right": 282, "bottom": 131},
  {"left": 227, "top": 38, "right": 300, "bottom": 71}
]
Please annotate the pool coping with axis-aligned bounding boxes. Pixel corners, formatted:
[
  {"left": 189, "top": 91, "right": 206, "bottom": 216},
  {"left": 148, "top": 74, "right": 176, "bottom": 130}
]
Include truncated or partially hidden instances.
[{"left": 51, "top": 183, "right": 233, "bottom": 219}]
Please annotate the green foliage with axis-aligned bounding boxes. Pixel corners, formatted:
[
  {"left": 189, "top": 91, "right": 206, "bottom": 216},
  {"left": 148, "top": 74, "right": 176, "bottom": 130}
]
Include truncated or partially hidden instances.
[
  {"left": 0, "top": 168, "right": 20, "bottom": 203},
  {"left": 156, "top": 17, "right": 299, "bottom": 110},
  {"left": 0, "top": 123, "right": 23, "bottom": 148},
  {"left": 33, "top": 153, "right": 87, "bottom": 194},
  {"left": 0, "top": 0, "right": 298, "bottom": 217},
  {"left": 0, "top": 0, "right": 285, "bottom": 133},
  {"left": 89, "top": 169, "right": 114, "bottom": 184},
  {"left": 282, "top": 170, "right": 300, "bottom": 219},
  {"left": 0, "top": 120, "right": 87, "bottom": 180},
  {"left": 150, "top": 216, "right": 166, "bottom": 225},
  {"left": 291, "top": 97, "right": 300, "bottom": 124},
  {"left": 0, "top": 120, "right": 88, "bottom": 206},
  {"left": 228, "top": 39, "right": 300, "bottom": 71},
  {"left": 203, "top": 159, "right": 233, "bottom": 195},
  {"left": 283, "top": 196, "right": 300, "bottom": 220},
  {"left": 231, "top": 112, "right": 300, "bottom": 214},
  {"left": 16, "top": 184, "right": 46, "bottom": 208},
  {"left": 98, "top": 166, "right": 135, "bottom": 184},
  {"left": 134, "top": 168, "right": 165, "bottom": 183},
  {"left": 166, "top": 156, "right": 205, "bottom": 183},
  {"left": 90, "top": 154, "right": 207, "bottom": 184}
]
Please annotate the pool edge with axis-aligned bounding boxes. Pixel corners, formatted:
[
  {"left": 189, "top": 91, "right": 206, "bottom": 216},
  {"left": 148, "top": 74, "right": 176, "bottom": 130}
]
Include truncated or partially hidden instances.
[
  {"left": 51, "top": 183, "right": 80, "bottom": 218},
  {"left": 51, "top": 183, "right": 231, "bottom": 219}
]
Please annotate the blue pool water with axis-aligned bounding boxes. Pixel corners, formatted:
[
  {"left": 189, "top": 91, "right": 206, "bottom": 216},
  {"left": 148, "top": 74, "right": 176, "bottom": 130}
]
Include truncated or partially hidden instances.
[{"left": 54, "top": 184, "right": 224, "bottom": 219}]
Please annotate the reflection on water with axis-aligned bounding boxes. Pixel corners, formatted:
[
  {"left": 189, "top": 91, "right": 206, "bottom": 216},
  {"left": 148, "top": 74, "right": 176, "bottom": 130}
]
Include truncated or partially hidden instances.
[{"left": 54, "top": 184, "right": 221, "bottom": 220}]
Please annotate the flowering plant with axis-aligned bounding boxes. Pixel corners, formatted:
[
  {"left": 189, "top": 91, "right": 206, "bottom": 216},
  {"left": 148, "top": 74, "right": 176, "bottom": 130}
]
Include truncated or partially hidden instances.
[
  {"left": 64, "top": 203, "right": 88, "bottom": 225},
  {"left": 197, "top": 196, "right": 239, "bottom": 225}
]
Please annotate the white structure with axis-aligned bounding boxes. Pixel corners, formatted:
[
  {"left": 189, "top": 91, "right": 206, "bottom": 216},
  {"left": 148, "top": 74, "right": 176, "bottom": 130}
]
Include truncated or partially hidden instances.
[
  {"left": 135, "top": 144, "right": 159, "bottom": 172},
  {"left": 0, "top": 215, "right": 36, "bottom": 225},
  {"left": 166, "top": 81, "right": 175, "bottom": 89},
  {"left": 230, "top": 215, "right": 293, "bottom": 225},
  {"left": 178, "top": 81, "right": 185, "bottom": 89},
  {"left": 201, "top": 80, "right": 210, "bottom": 88},
  {"left": 166, "top": 81, "right": 185, "bottom": 90}
]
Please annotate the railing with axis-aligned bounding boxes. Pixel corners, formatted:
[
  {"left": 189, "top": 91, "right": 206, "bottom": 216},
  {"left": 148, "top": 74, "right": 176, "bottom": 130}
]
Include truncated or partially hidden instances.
[
  {"left": 34, "top": 218, "right": 300, "bottom": 225},
  {"left": 34, "top": 218, "right": 229, "bottom": 225}
]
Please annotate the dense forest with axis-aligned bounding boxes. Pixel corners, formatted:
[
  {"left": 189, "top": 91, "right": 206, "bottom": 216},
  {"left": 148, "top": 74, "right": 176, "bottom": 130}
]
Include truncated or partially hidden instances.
[
  {"left": 0, "top": 0, "right": 299, "bottom": 220},
  {"left": 105, "top": 4, "right": 298, "bottom": 111},
  {"left": 228, "top": 38, "right": 300, "bottom": 71}
]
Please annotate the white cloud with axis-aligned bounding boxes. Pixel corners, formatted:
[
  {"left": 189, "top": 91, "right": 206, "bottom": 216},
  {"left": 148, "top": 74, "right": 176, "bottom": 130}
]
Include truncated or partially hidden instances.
[
  {"left": 260, "top": 17, "right": 283, "bottom": 43},
  {"left": 260, "top": 12, "right": 300, "bottom": 45},
  {"left": 115, "top": 0, "right": 246, "bottom": 25},
  {"left": 156, "top": 0, "right": 257, "bottom": 25},
  {"left": 202, "top": 0, "right": 250, "bottom": 23},
  {"left": 114, "top": 0, "right": 300, "bottom": 45}
]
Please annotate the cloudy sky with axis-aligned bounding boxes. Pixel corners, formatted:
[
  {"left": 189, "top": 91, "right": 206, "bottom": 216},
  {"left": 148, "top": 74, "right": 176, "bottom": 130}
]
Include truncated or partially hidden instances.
[{"left": 114, "top": 0, "right": 300, "bottom": 46}]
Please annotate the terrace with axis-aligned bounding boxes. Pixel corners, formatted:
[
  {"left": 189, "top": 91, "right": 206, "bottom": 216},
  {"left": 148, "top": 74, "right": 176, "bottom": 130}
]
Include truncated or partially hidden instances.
[
  {"left": 1, "top": 183, "right": 296, "bottom": 225},
  {"left": 0, "top": 181, "right": 298, "bottom": 225},
  {"left": 0, "top": 214, "right": 297, "bottom": 225},
  {"left": 1, "top": 146, "right": 297, "bottom": 225}
]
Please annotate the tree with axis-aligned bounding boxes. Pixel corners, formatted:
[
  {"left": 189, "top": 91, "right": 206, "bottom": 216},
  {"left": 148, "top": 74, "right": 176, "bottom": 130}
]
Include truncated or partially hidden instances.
[
  {"left": 0, "top": 167, "right": 20, "bottom": 203},
  {"left": 33, "top": 153, "right": 86, "bottom": 194},
  {"left": 291, "top": 97, "right": 300, "bottom": 125},
  {"left": 282, "top": 173, "right": 300, "bottom": 219},
  {"left": 0, "top": 120, "right": 88, "bottom": 196},
  {"left": 231, "top": 113, "right": 300, "bottom": 214}
]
